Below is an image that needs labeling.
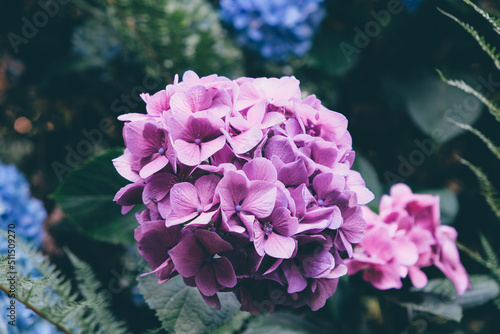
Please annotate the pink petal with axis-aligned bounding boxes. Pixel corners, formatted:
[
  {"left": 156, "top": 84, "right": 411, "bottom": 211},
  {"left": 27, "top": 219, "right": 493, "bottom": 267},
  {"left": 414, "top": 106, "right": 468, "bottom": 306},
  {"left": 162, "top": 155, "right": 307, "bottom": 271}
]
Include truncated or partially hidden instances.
[
  {"left": 139, "top": 155, "right": 169, "bottom": 178},
  {"left": 200, "top": 136, "right": 226, "bottom": 162},
  {"left": 222, "top": 127, "right": 263, "bottom": 154},
  {"left": 195, "top": 175, "right": 220, "bottom": 209},
  {"left": 174, "top": 140, "right": 201, "bottom": 166},
  {"left": 242, "top": 158, "right": 277, "bottom": 182},
  {"left": 264, "top": 234, "right": 296, "bottom": 259},
  {"left": 242, "top": 181, "right": 277, "bottom": 218}
]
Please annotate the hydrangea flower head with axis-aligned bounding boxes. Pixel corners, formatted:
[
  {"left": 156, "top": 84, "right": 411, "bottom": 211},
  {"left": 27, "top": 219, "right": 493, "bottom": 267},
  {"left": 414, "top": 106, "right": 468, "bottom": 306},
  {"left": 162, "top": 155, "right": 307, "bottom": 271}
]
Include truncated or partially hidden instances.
[
  {"left": 0, "top": 161, "right": 56, "bottom": 333},
  {"left": 0, "top": 161, "right": 46, "bottom": 248},
  {"left": 114, "top": 70, "right": 374, "bottom": 313},
  {"left": 219, "top": 0, "right": 326, "bottom": 60},
  {"left": 346, "top": 183, "right": 470, "bottom": 295}
]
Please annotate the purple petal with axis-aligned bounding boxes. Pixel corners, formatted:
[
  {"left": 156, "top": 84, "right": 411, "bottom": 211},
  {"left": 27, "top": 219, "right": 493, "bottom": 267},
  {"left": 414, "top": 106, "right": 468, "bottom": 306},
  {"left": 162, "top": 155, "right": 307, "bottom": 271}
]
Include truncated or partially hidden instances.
[
  {"left": 195, "top": 263, "right": 219, "bottom": 296},
  {"left": 213, "top": 257, "right": 237, "bottom": 288},
  {"left": 264, "top": 234, "right": 296, "bottom": 259},
  {"left": 195, "top": 175, "right": 220, "bottom": 208},
  {"left": 271, "top": 207, "right": 298, "bottom": 237},
  {"left": 282, "top": 260, "right": 308, "bottom": 293},
  {"left": 222, "top": 127, "right": 263, "bottom": 154},
  {"left": 169, "top": 233, "right": 205, "bottom": 277},
  {"left": 174, "top": 140, "right": 201, "bottom": 166},
  {"left": 194, "top": 229, "right": 233, "bottom": 255},
  {"left": 140, "top": 155, "right": 169, "bottom": 178},
  {"left": 144, "top": 172, "right": 177, "bottom": 202},
  {"left": 200, "top": 136, "right": 226, "bottom": 162},
  {"left": 242, "top": 158, "right": 277, "bottom": 183},
  {"left": 277, "top": 160, "right": 308, "bottom": 187},
  {"left": 242, "top": 181, "right": 277, "bottom": 218}
]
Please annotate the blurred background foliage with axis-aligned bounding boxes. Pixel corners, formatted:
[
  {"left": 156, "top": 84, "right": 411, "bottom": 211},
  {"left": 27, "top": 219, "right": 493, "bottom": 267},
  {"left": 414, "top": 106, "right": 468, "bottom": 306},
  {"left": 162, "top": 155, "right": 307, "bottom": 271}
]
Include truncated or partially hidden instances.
[{"left": 1, "top": 0, "right": 500, "bottom": 333}]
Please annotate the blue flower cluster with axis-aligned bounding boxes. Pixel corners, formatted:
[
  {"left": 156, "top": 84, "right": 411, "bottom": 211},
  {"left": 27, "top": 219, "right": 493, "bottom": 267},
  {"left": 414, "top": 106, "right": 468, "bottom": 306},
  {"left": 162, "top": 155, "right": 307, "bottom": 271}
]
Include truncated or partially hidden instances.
[
  {"left": 219, "top": 0, "right": 326, "bottom": 61},
  {"left": 0, "top": 161, "right": 55, "bottom": 333},
  {"left": 0, "top": 161, "right": 46, "bottom": 248},
  {"left": 401, "top": 0, "right": 425, "bottom": 12}
]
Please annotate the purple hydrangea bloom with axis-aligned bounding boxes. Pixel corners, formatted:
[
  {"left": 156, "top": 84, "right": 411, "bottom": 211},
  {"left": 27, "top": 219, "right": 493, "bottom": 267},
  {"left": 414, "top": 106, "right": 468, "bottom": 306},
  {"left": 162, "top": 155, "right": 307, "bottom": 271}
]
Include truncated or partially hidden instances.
[
  {"left": 114, "top": 70, "right": 374, "bottom": 312},
  {"left": 219, "top": 0, "right": 326, "bottom": 61}
]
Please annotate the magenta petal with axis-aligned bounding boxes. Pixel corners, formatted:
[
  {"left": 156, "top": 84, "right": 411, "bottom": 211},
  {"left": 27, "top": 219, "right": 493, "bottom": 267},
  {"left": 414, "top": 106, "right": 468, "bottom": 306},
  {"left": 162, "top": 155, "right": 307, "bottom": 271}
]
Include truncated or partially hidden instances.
[
  {"left": 242, "top": 181, "right": 277, "bottom": 218},
  {"left": 341, "top": 214, "right": 367, "bottom": 244},
  {"left": 169, "top": 182, "right": 199, "bottom": 215},
  {"left": 213, "top": 257, "right": 237, "bottom": 288},
  {"left": 144, "top": 173, "right": 177, "bottom": 202},
  {"left": 408, "top": 266, "right": 428, "bottom": 289},
  {"left": 282, "top": 261, "right": 308, "bottom": 293},
  {"left": 195, "top": 263, "right": 219, "bottom": 296},
  {"left": 169, "top": 233, "right": 205, "bottom": 278},
  {"left": 277, "top": 160, "right": 308, "bottom": 187},
  {"left": 194, "top": 229, "right": 233, "bottom": 255},
  {"left": 200, "top": 136, "right": 226, "bottom": 162},
  {"left": 174, "top": 140, "right": 201, "bottom": 166},
  {"left": 223, "top": 127, "right": 263, "bottom": 154},
  {"left": 264, "top": 234, "right": 296, "bottom": 259},
  {"left": 253, "top": 223, "right": 266, "bottom": 256},
  {"left": 242, "top": 158, "right": 277, "bottom": 182},
  {"left": 140, "top": 155, "right": 169, "bottom": 178},
  {"left": 195, "top": 175, "right": 220, "bottom": 208},
  {"left": 200, "top": 292, "right": 221, "bottom": 310},
  {"left": 271, "top": 207, "right": 298, "bottom": 237}
]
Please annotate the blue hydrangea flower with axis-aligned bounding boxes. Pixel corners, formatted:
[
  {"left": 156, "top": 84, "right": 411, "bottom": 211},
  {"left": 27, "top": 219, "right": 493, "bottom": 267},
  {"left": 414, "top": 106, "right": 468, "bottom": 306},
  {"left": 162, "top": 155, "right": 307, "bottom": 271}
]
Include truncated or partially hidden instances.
[
  {"left": 0, "top": 161, "right": 56, "bottom": 333},
  {"left": 401, "top": 0, "right": 425, "bottom": 12},
  {"left": 219, "top": 0, "right": 326, "bottom": 61},
  {"left": 0, "top": 161, "right": 46, "bottom": 248}
]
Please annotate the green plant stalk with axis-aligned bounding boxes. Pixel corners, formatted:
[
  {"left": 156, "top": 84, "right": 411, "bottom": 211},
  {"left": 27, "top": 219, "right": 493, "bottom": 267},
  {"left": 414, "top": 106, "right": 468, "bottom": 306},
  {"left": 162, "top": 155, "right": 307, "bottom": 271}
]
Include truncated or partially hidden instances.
[{"left": 0, "top": 284, "right": 72, "bottom": 334}]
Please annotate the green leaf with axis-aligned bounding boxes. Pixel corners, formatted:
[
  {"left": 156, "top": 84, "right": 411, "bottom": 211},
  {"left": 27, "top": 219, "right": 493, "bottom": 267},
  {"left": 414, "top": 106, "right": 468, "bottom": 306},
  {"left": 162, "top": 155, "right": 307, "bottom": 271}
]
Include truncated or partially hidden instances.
[
  {"left": 242, "top": 312, "right": 322, "bottom": 334},
  {"left": 210, "top": 311, "right": 250, "bottom": 334},
  {"left": 399, "top": 296, "right": 463, "bottom": 322},
  {"left": 420, "top": 276, "right": 500, "bottom": 309},
  {"left": 405, "top": 74, "right": 483, "bottom": 144},
  {"left": 351, "top": 154, "right": 383, "bottom": 210},
  {"left": 420, "top": 188, "right": 459, "bottom": 225},
  {"left": 52, "top": 148, "right": 140, "bottom": 244},
  {"left": 138, "top": 274, "right": 240, "bottom": 334}
]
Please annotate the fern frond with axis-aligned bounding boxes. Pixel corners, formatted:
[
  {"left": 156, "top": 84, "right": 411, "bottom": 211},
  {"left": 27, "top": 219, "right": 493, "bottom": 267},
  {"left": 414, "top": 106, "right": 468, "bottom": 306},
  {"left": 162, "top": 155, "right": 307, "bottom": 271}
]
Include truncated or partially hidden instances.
[
  {"left": 463, "top": 0, "right": 500, "bottom": 36},
  {"left": 438, "top": 7, "right": 500, "bottom": 70},
  {"left": 0, "top": 231, "right": 131, "bottom": 334},
  {"left": 66, "top": 250, "right": 130, "bottom": 334},
  {"left": 479, "top": 233, "right": 500, "bottom": 268},
  {"left": 437, "top": 69, "right": 500, "bottom": 122},
  {"left": 447, "top": 118, "right": 500, "bottom": 160},
  {"left": 458, "top": 158, "right": 500, "bottom": 221}
]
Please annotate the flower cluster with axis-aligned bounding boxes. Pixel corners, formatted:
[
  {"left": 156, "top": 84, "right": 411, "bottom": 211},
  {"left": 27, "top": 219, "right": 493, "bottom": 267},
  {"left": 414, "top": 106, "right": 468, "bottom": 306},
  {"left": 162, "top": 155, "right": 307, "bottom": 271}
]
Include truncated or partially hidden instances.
[
  {"left": 346, "top": 184, "right": 469, "bottom": 295},
  {"left": 219, "top": 0, "right": 326, "bottom": 61},
  {"left": 401, "top": 0, "right": 425, "bottom": 12},
  {"left": 0, "top": 161, "right": 55, "bottom": 334},
  {"left": 0, "top": 161, "right": 46, "bottom": 249},
  {"left": 113, "top": 70, "right": 373, "bottom": 313}
]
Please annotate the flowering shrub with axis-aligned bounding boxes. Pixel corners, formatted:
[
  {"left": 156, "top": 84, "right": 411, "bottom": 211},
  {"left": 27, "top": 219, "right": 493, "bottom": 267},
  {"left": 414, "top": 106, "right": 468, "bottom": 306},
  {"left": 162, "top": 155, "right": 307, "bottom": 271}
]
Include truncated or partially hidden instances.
[
  {"left": 113, "top": 70, "right": 373, "bottom": 313},
  {"left": 346, "top": 183, "right": 470, "bottom": 294},
  {"left": 219, "top": 0, "right": 326, "bottom": 60}
]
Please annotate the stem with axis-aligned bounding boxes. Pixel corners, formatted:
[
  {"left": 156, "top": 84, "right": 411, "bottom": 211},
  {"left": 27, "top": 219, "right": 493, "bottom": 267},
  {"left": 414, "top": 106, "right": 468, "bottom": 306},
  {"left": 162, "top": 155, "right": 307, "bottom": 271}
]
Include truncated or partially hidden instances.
[{"left": 0, "top": 284, "right": 72, "bottom": 334}]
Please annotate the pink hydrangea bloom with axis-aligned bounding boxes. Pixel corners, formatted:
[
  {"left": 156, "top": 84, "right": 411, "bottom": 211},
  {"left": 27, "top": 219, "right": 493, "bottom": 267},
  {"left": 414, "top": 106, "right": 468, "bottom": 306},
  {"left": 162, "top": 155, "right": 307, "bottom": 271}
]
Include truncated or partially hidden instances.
[
  {"left": 113, "top": 70, "right": 374, "bottom": 313},
  {"left": 346, "top": 183, "right": 470, "bottom": 295}
]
